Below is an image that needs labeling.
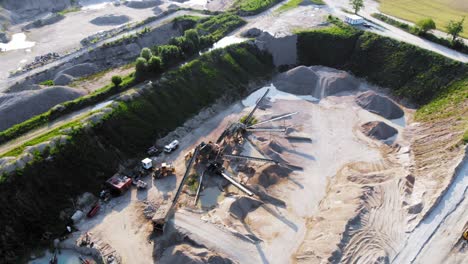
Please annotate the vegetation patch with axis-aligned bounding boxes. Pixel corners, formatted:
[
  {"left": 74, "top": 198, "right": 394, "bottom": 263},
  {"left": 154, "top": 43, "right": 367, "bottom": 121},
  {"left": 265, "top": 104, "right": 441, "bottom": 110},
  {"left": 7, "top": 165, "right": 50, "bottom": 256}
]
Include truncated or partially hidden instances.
[
  {"left": 278, "top": 0, "right": 325, "bottom": 13},
  {"left": 297, "top": 21, "right": 468, "bottom": 105},
  {"left": 0, "top": 43, "right": 274, "bottom": 263},
  {"left": 415, "top": 77, "right": 468, "bottom": 122},
  {"left": 379, "top": 0, "right": 468, "bottom": 38},
  {"left": 57, "top": 6, "right": 81, "bottom": 16},
  {"left": 232, "top": 0, "right": 283, "bottom": 15},
  {"left": 39, "top": 80, "right": 55, "bottom": 86},
  {"left": 0, "top": 14, "right": 245, "bottom": 147},
  {"left": 372, "top": 13, "right": 468, "bottom": 54}
]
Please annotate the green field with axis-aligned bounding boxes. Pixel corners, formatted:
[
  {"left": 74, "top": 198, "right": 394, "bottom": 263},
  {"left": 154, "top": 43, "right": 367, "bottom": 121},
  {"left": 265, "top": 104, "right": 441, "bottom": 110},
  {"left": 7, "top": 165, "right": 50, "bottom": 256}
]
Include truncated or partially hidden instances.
[{"left": 380, "top": 0, "right": 468, "bottom": 38}]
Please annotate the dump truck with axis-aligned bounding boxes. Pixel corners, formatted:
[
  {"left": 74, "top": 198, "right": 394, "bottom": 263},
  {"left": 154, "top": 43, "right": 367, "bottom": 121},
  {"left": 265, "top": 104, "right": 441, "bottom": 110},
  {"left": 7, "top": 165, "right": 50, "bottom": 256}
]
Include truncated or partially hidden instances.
[{"left": 154, "top": 163, "right": 175, "bottom": 178}]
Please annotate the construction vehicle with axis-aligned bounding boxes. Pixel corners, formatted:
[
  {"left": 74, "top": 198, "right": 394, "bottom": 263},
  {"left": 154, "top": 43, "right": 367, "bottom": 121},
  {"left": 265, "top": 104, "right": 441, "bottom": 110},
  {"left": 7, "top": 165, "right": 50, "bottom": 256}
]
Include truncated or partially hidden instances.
[
  {"left": 164, "top": 140, "right": 179, "bottom": 153},
  {"left": 136, "top": 180, "right": 148, "bottom": 189},
  {"left": 463, "top": 228, "right": 468, "bottom": 241},
  {"left": 154, "top": 163, "right": 175, "bottom": 178}
]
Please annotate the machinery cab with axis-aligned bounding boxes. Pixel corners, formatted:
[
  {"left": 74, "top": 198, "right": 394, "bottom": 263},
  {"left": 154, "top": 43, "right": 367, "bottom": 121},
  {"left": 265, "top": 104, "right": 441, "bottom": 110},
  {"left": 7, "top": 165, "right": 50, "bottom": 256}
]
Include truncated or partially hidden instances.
[{"left": 141, "top": 158, "right": 153, "bottom": 170}]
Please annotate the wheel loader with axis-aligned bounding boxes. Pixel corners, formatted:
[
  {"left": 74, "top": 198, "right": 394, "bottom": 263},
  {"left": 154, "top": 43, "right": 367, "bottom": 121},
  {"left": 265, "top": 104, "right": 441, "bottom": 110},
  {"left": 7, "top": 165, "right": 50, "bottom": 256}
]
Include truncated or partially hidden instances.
[{"left": 154, "top": 163, "right": 175, "bottom": 179}]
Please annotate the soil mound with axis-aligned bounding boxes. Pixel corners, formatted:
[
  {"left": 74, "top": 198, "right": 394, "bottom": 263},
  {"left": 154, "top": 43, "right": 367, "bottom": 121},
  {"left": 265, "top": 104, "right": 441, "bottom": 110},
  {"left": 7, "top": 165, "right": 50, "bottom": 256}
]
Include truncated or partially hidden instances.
[
  {"left": 229, "top": 196, "right": 263, "bottom": 220},
  {"left": 251, "top": 163, "right": 293, "bottom": 189},
  {"left": 53, "top": 63, "right": 98, "bottom": 85},
  {"left": 356, "top": 91, "right": 404, "bottom": 119},
  {"left": 274, "top": 66, "right": 319, "bottom": 95},
  {"left": 23, "top": 13, "right": 64, "bottom": 30},
  {"left": 0, "top": 86, "right": 85, "bottom": 131},
  {"left": 90, "top": 15, "right": 130, "bottom": 26},
  {"left": 361, "top": 121, "right": 398, "bottom": 140}
]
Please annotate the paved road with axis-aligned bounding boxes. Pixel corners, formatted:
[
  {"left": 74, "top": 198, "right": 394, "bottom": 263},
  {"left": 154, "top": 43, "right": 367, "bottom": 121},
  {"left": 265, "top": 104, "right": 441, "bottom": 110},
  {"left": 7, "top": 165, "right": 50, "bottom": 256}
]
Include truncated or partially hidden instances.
[{"left": 322, "top": 0, "right": 468, "bottom": 63}]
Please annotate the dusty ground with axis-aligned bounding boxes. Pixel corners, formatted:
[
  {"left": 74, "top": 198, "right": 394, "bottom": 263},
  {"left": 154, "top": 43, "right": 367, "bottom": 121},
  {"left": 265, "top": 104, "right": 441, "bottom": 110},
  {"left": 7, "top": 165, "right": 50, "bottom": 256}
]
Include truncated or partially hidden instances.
[
  {"left": 69, "top": 64, "right": 134, "bottom": 93},
  {"left": 67, "top": 66, "right": 435, "bottom": 264}
]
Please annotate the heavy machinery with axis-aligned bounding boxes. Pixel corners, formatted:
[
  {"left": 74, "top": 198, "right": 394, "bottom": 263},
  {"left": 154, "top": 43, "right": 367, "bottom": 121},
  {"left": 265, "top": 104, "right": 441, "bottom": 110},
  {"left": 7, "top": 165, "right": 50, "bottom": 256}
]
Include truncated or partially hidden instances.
[
  {"left": 154, "top": 162, "right": 176, "bottom": 178},
  {"left": 463, "top": 228, "right": 468, "bottom": 241},
  {"left": 152, "top": 89, "right": 296, "bottom": 233}
]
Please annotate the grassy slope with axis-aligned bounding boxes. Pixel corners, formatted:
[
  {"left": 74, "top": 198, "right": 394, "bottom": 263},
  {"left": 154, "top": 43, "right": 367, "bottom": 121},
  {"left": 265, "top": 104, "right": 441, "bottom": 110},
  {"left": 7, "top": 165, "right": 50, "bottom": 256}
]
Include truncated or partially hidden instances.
[
  {"left": 380, "top": 0, "right": 468, "bottom": 38},
  {"left": 297, "top": 23, "right": 468, "bottom": 143},
  {"left": 0, "top": 14, "right": 245, "bottom": 148},
  {"left": 0, "top": 43, "right": 274, "bottom": 263},
  {"left": 297, "top": 25, "right": 467, "bottom": 105}
]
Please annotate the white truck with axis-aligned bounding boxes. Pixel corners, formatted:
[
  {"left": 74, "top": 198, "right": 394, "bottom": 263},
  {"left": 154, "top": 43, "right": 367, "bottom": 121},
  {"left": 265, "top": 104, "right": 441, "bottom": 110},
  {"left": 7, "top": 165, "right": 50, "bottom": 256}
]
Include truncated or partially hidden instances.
[{"left": 164, "top": 140, "right": 179, "bottom": 153}]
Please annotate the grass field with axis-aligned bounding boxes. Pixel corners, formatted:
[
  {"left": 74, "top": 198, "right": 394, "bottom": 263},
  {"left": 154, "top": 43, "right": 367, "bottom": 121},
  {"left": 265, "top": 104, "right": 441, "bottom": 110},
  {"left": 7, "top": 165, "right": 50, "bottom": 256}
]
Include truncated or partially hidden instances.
[{"left": 380, "top": 0, "right": 468, "bottom": 38}]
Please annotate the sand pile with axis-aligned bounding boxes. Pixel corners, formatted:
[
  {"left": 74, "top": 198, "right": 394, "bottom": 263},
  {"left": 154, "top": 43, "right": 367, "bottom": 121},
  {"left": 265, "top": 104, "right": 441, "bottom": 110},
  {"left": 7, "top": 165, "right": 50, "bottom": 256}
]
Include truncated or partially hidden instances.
[
  {"left": 90, "top": 15, "right": 130, "bottom": 26},
  {"left": 361, "top": 121, "right": 398, "bottom": 140},
  {"left": 250, "top": 161, "right": 293, "bottom": 189},
  {"left": 0, "top": 86, "right": 85, "bottom": 131},
  {"left": 229, "top": 196, "right": 263, "bottom": 220},
  {"left": 274, "top": 66, "right": 359, "bottom": 98},
  {"left": 273, "top": 66, "right": 319, "bottom": 95},
  {"left": 356, "top": 91, "right": 404, "bottom": 119},
  {"left": 312, "top": 66, "right": 359, "bottom": 98}
]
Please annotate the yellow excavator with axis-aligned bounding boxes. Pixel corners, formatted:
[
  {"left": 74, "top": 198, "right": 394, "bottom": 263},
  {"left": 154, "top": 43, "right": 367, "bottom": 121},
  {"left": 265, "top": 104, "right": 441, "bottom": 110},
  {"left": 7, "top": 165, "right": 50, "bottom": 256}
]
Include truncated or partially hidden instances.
[{"left": 463, "top": 228, "right": 468, "bottom": 241}]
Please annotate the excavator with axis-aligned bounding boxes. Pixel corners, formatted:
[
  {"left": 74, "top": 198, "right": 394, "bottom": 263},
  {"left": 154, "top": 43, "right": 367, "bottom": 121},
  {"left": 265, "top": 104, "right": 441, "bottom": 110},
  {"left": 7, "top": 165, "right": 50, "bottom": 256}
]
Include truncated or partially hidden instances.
[{"left": 463, "top": 228, "right": 468, "bottom": 241}]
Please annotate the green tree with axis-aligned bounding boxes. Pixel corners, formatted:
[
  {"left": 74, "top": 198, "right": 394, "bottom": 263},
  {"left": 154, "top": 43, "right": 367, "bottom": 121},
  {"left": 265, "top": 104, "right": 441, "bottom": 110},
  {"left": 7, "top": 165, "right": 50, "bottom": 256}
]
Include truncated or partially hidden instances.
[
  {"left": 135, "top": 57, "right": 148, "bottom": 80},
  {"left": 148, "top": 56, "right": 162, "bottom": 73},
  {"left": 140, "top": 47, "right": 152, "bottom": 61},
  {"left": 184, "top": 29, "right": 200, "bottom": 49},
  {"left": 349, "top": 0, "right": 364, "bottom": 14},
  {"left": 157, "top": 45, "right": 183, "bottom": 67},
  {"left": 416, "top": 18, "right": 436, "bottom": 35},
  {"left": 447, "top": 17, "right": 465, "bottom": 42},
  {"left": 111, "top": 75, "right": 122, "bottom": 87}
]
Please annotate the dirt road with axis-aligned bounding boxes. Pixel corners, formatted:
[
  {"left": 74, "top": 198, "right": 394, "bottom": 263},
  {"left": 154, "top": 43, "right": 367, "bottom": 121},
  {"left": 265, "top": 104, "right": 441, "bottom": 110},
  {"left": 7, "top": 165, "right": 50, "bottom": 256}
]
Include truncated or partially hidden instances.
[
  {"left": 392, "top": 156, "right": 468, "bottom": 263},
  {"left": 173, "top": 210, "right": 261, "bottom": 264},
  {"left": 0, "top": 9, "right": 195, "bottom": 91}
]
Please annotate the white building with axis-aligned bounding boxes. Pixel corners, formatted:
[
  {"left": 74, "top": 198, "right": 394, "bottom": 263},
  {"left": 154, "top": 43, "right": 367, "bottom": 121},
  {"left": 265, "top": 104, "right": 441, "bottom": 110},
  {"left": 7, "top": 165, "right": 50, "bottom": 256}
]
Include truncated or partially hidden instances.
[{"left": 345, "top": 14, "right": 364, "bottom": 25}]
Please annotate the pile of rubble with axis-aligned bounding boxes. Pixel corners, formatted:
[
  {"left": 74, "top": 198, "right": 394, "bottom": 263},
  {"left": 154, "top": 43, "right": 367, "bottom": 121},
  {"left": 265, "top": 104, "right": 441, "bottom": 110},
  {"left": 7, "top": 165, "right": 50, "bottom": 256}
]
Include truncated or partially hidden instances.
[{"left": 14, "top": 52, "right": 60, "bottom": 74}]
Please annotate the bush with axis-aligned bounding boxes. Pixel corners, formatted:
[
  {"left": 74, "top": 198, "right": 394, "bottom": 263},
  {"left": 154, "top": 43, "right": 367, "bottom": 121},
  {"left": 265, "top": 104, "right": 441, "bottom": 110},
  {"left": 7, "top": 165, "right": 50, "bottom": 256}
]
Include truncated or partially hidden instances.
[
  {"left": 135, "top": 57, "right": 148, "bottom": 80},
  {"left": 40, "top": 80, "right": 55, "bottom": 86},
  {"left": 140, "top": 47, "right": 152, "bottom": 61},
  {"left": 372, "top": 13, "right": 468, "bottom": 54},
  {"left": 148, "top": 56, "right": 162, "bottom": 73},
  {"left": 184, "top": 29, "right": 200, "bottom": 49},
  {"left": 157, "top": 45, "right": 183, "bottom": 67},
  {"left": 111, "top": 75, "right": 123, "bottom": 87},
  {"left": 416, "top": 18, "right": 436, "bottom": 34},
  {"left": 297, "top": 27, "right": 468, "bottom": 104}
]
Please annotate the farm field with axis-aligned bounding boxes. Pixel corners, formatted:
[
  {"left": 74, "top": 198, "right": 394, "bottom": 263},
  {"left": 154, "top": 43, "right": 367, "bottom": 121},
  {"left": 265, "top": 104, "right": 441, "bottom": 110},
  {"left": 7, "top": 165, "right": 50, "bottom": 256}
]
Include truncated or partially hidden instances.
[{"left": 380, "top": 0, "right": 468, "bottom": 38}]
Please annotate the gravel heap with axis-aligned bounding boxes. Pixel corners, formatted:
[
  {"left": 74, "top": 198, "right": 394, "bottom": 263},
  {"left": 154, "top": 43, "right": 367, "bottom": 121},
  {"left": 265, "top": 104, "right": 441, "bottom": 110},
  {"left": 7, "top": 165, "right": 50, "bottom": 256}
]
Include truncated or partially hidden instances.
[{"left": 356, "top": 91, "right": 404, "bottom": 119}]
